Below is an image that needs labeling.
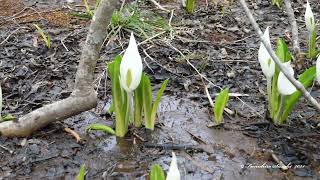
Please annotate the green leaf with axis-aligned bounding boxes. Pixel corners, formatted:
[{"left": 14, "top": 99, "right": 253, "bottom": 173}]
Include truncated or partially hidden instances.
[
  {"left": 86, "top": 124, "right": 116, "bottom": 135},
  {"left": 214, "top": 88, "right": 229, "bottom": 124},
  {"left": 270, "top": 38, "right": 293, "bottom": 121},
  {"left": 272, "top": 0, "right": 283, "bottom": 8},
  {"left": 107, "top": 56, "right": 128, "bottom": 137},
  {"left": 307, "top": 27, "right": 319, "bottom": 59},
  {"left": 186, "top": 0, "right": 195, "bottom": 13},
  {"left": 33, "top": 24, "right": 51, "bottom": 48},
  {"left": 150, "top": 164, "right": 165, "bottom": 180},
  {"left": 83, "top": 0, "right": 93, "bottom": 17},
  {"left": 1, "top": 114, "right": 16, "bottom": 121},
  {"left": 108, "top": 102, "right": 114, "bottom": 114},
  {"left": 271, "top": 72, "right": 280, "bottom": 121},
  {"left": 94, "top": 0, "right": 101, "bottom": 10},
  {"left": 68, "top": 12, "right": 92, "bottom": 20},
  {"left": 280, "top": 66, "right": 316, "bottom": 123},
  {"left": 150, "top": 79, "right": 169, "bottom": 130},
  {"left": 275, "top": 38, "right": 292, "bottom": 63},
  {"left": 76, "top": 164, "right": 86, "bottom": 180},
  {"left": 47, "top": 35, "right": 51, "bottom": 49},
  {"left": 271, "top": 38, "right": 288, "bottom": 120},
  {"left": 111, "top": 10, "right": 120, "bottom": 27},
  {"left": 142, "top": 74, "right": 153, "bottom": 129},
  {"left": 134, "top": 81, "right": 143, "bottom": 128}
]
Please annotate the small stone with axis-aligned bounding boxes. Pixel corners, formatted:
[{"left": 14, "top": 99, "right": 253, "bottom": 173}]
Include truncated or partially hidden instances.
[{"left": 20, "top": 138, "right": 27, "bottom": 146}]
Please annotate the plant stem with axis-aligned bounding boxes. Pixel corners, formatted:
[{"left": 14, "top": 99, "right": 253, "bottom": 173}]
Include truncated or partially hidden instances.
[
  {"left": 308, "top": 28, "right": 318, "bottom": 59},
  {"left": 267, "top": 77, "right": 272, "bottom": 118},
  {"left": 275, "top": 95, "right": 285, "bottom": 124},
  {"left": 308, "top": 32, "right": 312, "bottom": 58},
  {"left": 125, "top": 91, "right": 133, "bottom": 127},
  {"left": 271, "top": 72, "right": 279, "bottom": 121},
  {"left": 134, "top": 90, "right": 142, "bottom": 128}
]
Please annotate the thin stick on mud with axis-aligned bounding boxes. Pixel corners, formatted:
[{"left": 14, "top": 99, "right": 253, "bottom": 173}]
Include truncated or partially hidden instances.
[
  {"left": 0, "top": 144, "right": 14, "bottom": 154},
  {"left": 148, "top": 0, "right": 170, "bottom": 12},
  {"left": 166, "top": 41, "right": 263, "bottom": 117},
  {"left": 0, "top": 0, "right": 120, "bottom": 137},
  {"left": 0, "top": 27, "right": 28, "bottom": 46},
  {"left": 239, "top": 0, "right": 320, "bottom": 112},
  {"left": 284, "top": 0, "right": 300, "bottom": 55}
]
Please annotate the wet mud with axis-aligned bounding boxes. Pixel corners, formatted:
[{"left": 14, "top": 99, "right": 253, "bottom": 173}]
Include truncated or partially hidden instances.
[{"left": 0, "top": 0, "right": 319, "bottom": 179}]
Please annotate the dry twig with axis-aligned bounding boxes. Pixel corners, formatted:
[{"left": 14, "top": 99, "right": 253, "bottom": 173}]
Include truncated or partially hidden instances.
[
  {"left": 284, "top": 0, "right": 300, "bottom": 55},
  {"left": 271, "top": 153, "right": 289, "bottom": 171},
  {"left": 64, "top": 127, "right": 81, "bottom": 143},
  {"left": 166, "top": 41, "right": 263, "bottom": 117},
  {"left": 0, "top": 27, "right": 28, "bottom": 46},
  {"left": 148, "top": 0, "right": 170, "bottom": 12},
  {"left": 0, "top": 144, "right": 14, "bottom": 154}
]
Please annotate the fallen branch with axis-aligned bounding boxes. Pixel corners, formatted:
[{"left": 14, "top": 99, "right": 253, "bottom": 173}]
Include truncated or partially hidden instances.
[
  {"left": 284, "top": 0, "right": 300, "bottom": 56},
  {"left": 0, "top": 0, "right": 120, "bottom": 137},
  {"left": 239, "top": 0, "right": 320, "bottom": 112}
]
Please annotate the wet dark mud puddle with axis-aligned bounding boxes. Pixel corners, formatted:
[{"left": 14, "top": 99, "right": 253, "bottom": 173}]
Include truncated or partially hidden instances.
[
  {"left": 0, "top": 96, "right": 304, "bottom": 180},
  {"left": 0, "top": 0, "right": 319, "bottom": 179}
]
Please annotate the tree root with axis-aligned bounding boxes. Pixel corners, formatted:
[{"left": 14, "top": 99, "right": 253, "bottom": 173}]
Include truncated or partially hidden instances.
[
  {"left": 0, "top": 0, "right": 120, "bottom": 137},
  {"left": 0, "top": 92, "right": 97, "bottom": 137}
]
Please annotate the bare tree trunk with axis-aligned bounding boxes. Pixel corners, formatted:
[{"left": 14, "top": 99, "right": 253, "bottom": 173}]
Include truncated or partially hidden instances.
[{"left": 0, "top": 0, "right": 119, "bottom": 137}]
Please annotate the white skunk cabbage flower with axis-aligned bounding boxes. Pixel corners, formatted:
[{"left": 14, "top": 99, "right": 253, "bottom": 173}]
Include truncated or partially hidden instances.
[
  {"left": 119, "top": 33, "right": 143, "bottom": 93},
  {"left": 305, "top": 0, "right": 315, "bottom": 32},
  {"left": 181, "top": 0, "right": 186, "bottom": 7},
  {"left": 316, "top": 55, "right": 320, "bottom": 83},
  {"left": 166, "top": 152, "right": 180, "bottom": 180},
  {"left": 258, "top": 27, "right": 275, "bottom": 79},
  {"left": 277, "top": 62, "right": 297, "bottom": 95}
]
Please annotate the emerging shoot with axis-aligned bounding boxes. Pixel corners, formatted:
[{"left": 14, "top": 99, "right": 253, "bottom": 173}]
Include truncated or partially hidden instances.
[
  {"left": 272, "top": 0, "right": 283, "bottom": 8},
  {"left": 33, "top": 24, "right": 51, "bottom": 48},
  {"left": 305, "top": 0, "right": 315, "bottom": 32},
  {"left": 76, "top": 164, "right": 86, "bottom": 180},
  {"left": 166, "top": 152, "right": 180, "bottom": 180},
  {"left": 186, "top": 0, "right": 196, "bottom": 13},
  {"left": 305, "top": 0, "right": 319, "bottom": 58},
  {"left": 86, "top": 124, "right": 116, "bottom": 135},
  {"left": 150, "top": 164, "right": 165, "bottom": 180},
  {"left": 142, "top": 74, "right": 169, "bottom": 130},
  {"left": 213, "top": 88, "right": 229, "bottom": 125}
]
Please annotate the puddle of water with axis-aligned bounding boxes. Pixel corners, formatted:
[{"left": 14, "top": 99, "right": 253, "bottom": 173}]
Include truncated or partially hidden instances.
[
  {"left": 82, "top": 96, "right": 283, "bottom": 179},
  {"left": 156, "top": 96, "right": 277, "bottom": 179}
]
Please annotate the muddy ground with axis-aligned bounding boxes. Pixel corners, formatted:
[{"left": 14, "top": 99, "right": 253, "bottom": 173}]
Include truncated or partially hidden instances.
[{"left": 0, "top": 0, "right": 319, "bottom": 179}]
